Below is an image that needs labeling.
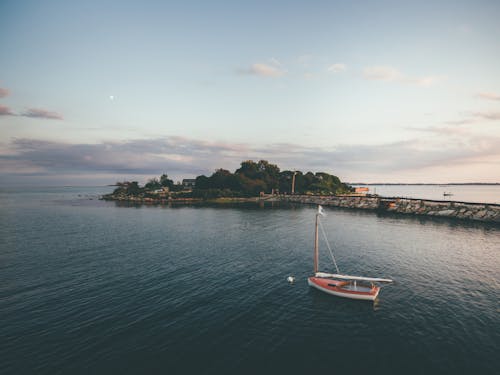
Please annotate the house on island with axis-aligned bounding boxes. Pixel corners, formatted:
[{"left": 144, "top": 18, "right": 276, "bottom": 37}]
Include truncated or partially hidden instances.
[
  {"left": 182, "top": 179, "right": 196, "bottom": 189},
  {"left": 355, "top": 187, "right": 369, "bottom": 193},
  {"left": 152, "top": 186, "right": 170, "bottom": 194}
]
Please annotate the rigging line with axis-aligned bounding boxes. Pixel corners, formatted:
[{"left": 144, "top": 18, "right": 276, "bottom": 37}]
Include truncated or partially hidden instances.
[{"left": 318, "top": 218, "right": 340, "bottom": 274}]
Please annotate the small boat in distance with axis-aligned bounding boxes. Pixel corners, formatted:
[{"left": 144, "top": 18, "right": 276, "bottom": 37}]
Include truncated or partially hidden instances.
[
  {"left": 307, "top": 205, "right": 393, "bottom": 301},
  {"left": 443, "top": 192, "right": 454, "bottom": 197}
]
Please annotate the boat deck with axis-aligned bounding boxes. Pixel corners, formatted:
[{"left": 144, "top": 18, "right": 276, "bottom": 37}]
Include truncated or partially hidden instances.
[{"left": 339, "top": 284, "right": 373, "bottom": 293}]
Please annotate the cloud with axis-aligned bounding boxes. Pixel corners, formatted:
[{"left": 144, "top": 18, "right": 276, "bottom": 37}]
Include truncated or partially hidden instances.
[
  {"left": 21, "top": 108, "right": 63, "bottom": 120},
  {"left": 239, "top": 60, "right": 286, "bottom": 77},
  {"left": 2, "top": 132, "right": 499, "bottom": 185},
  {"left": 477, "top": 92, "right": 500, "bottom": 101},
  {"left": 363, "top": 66, "right": 403, "bottom": 81},
  {"left": 297, "top": 55, "right": 313, "bottom": 66},
  {"left": 0, "top": 137, "right": 248, "bottom": 179},
  {"left": 407, "top": 125, "right": 473, "bottom": 137},
  {"left": 0, "top": 87, "right": 9, "bottom": 98},
  {"left": 444, "top": 110, "right": 500, "bottom": 125},
  {"left": 269, "top": 57, "right": 282, "bottom": 67},
  {"left": 363, "top": 66, "right": 443, "bottom": 86},
  {"left": 327, "top": 63, "right": 346, "bottom": 73},
  {"left": 0, "top": 104, "right": 15, "bottom": 116},
  {"left": 472, "top": 111, "right": 500, "bottom": 121},
  {"left": 443, "top": 117, "right": 476, "bottom": 126}
]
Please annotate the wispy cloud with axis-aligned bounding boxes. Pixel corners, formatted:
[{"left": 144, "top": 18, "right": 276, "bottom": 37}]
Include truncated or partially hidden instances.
[
  {"left": 363, "top": 66, "right": 444, "bottom": 86},
  {"left": 407, "top": 125, "right": 473, "bottom": 136},
  {"left": 269, "top": 57, "right": 282, "bottom": 67},
  {"left": 327, "top": 63, "right": 346, "bottom": 73},
  {"left": 0, "top": 137, "right": 247, "bottom": 178},
  {"left": 476, "top": 92, "right": 500, "bottom": 101},
  {"left": 444, "top": 110, "right": 500, "bottom": 125},
  {"left": 443, "top": 118, "right": 476, "bottom": 125},
  {"left": 297, "top": 54, "right": 313, "bottom": 66},
  {"left": 21, "top": 108, "right": 63, "bottom": 120},
  {"left": 472, "top": 111, "right": 500, "bottom": 121},
  {"left": 0, "top": 87, "right": 9, "bottom": 98},
  {"left": 2, "top": 132, "right": 499, "bottom": 184},
  {"left": 0, "top": 104, "right": 15, "bottom": 116},
  {"left": 239, "top": 59, "right": 286, "bottom": 77}
]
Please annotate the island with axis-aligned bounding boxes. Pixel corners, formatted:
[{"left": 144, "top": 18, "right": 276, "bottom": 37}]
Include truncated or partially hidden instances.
[
  {"left": 102, "top": 159, "right": 353, "bottom": 203},
  {"left": 101, "top": 159, "right": 500, "bottom": 223}
]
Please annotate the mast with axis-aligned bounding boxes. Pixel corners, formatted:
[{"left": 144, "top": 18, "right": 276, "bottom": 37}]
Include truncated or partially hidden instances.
[{"left": 314, "top": 208, "right": 319, "bottom": 273}]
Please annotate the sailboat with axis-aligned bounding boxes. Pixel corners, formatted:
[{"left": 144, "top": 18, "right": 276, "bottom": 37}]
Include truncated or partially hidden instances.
[{"left": 307, "top": 205, "right": 393, "bottom": 301}]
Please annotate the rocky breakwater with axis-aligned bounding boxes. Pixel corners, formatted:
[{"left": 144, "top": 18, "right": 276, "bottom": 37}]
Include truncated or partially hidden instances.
[
  {"left": 384, "top": 198, "right": 500, "bottom": 222},
  {"left": 283, "top": 195, "right": 500, "bottom": 223}
]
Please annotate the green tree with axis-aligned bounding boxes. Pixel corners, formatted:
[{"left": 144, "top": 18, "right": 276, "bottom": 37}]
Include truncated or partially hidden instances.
[
  {"left": 209, "top": 169, "right": 241, "bottom": 190},
  {"left": 160, "top": 174, "right": 174, "bottom": 189},
  {"left": 235, "top": 160, "right": 279, "bottom": 193},
  {"left": 145, "top": 177, "right": 161, "bottom": 190},
  {"left": 126, "top": 181, "right": 142, "bottom": 195},
  {"left": 195, "top": 175, "right": 210, "bottom": 189}
]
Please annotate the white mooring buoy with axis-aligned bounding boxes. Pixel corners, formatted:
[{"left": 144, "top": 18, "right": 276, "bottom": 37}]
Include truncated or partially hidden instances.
[{"left": 287, "top": 276, "right": 295, "bottom": 284}]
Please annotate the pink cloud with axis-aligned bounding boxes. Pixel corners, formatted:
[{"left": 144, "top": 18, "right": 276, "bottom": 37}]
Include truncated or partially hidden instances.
[
  {"left": 472, "top": 111, "right": 500, "bottom": 120},
  {"left": 21, "top": 108, "right": 63, "bottom": 120},
  {"left": 249, "top": 63, "right": 285, "bottom": 77},
  {"left": 0, "top": 104, "right": 14, "bottom": 116},
  {"left": 327, "top": 63, "right": 347, "bottom": 73},
  {"left": 2, "top": 133, "right": 500, "bottom": 184},
  {"left": 477, "top": 92, "right": 500, "bottom": 101},
  {"left": 0, "top": 87, "right": 9, "bottom": 98},
  {"left": 238, "top": 60, "right": 286, "bottom": 77},
  {"left": 363, "top": 66, "right": 444, "bottom": 86}
]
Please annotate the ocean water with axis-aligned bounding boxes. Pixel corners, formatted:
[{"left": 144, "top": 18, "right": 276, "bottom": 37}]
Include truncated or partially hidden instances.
[
  {"left": 354, "top": 184, "right": 500, "bottom": 204},
  {"left": 1, "top": 187, "right": 499, "bottom": 374}
]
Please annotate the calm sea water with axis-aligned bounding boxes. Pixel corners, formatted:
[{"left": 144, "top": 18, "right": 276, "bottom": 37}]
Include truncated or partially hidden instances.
[
  {"left": 354, "top": 184, "right": 500, "bottom": 204},
  {"left": 1, "top": 187, "right": 499, "bottom": 374}
]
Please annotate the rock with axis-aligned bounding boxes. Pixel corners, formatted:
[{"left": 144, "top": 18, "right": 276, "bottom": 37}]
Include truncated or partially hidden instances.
[
  {"left": 474, "top": 210, "right": 488, "bottom": 219},
  {"left": 435, "top": 209, "right": 456, "bottom": 217}
]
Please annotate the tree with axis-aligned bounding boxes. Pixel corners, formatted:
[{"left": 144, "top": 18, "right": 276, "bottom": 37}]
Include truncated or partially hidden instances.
[
  {"left": 160, "top": 174, "right": 174, "bottom": 189},
  {"left": 278, "top": 170, "right": 296, "bottom": 194},
  {"left": 209, "top": 169, "right": 241, "bottom": 190},
  {"left": 145, "top": 177, "right": 161, "bottom": 190},
  {"left": 237, "top": 160, "right": 257, "bottom": 176},
  {"left": 235, "top": 160, "right": 279, "bottom": 193},
  {"left": 126, "top": 181, "right": 142, "bottom": 195},
  {"left": 195, "top": 175, "right": 210, "bottom": 190}
]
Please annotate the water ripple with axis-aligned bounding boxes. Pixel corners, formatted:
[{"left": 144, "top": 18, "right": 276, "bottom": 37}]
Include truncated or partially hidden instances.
[{"left": 1, "top": 192, "right": 499, "bottom": 374}]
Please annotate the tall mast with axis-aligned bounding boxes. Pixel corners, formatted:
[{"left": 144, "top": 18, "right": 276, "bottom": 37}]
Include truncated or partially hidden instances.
[{"left": 314, "top": 210, "right": 319, "bottom": 274}]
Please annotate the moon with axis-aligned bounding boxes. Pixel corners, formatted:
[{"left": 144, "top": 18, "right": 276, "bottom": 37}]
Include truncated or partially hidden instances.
[{"left": 109, "top": 95, "right": 115, "bottom": 101}]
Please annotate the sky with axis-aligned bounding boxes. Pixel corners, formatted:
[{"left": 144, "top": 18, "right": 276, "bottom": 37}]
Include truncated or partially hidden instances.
[{"left": 1, "top": 0, "right": 500, "bottom": 186}]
